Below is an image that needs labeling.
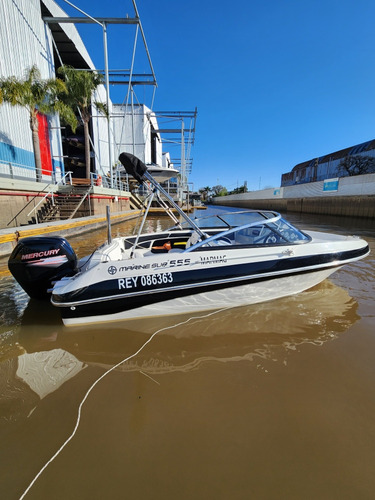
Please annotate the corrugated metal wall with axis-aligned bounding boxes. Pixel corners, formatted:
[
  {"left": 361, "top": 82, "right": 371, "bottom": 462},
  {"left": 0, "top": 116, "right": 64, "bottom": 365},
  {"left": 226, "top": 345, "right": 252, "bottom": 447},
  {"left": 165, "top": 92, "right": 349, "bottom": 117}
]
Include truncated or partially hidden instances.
[
  {"left": 0, "top": 0, "right": 161, "bottom": 182},
  {"left": 0, "top": 0, "right": 63, "bottom": 174}
]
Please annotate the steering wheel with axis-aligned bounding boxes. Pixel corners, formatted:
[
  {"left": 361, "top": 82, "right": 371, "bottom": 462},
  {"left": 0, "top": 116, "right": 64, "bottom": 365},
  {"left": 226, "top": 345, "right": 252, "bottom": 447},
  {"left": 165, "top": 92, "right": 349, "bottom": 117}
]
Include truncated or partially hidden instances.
[
  {"left": 264, "top": 233, "right": 281, "bottom": 244},
  {"left": 205, "top": 236, "right": 232, "bottom": 247},
  {"left": 216, "top": 237, "right": 232, "bottom": 245}
]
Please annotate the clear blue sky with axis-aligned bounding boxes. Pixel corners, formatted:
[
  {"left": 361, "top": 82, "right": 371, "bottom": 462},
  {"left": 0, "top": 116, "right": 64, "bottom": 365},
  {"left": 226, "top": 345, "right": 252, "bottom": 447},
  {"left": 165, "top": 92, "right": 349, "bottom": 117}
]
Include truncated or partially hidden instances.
[{"left": 55, "top": 0, "right": 375, "bottom": 191}]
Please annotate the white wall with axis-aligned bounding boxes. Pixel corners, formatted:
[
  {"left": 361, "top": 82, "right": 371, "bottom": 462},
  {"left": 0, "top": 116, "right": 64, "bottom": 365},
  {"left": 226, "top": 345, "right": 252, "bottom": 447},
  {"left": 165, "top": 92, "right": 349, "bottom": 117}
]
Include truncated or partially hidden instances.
[
  {"left": 112, "top": 104, "right": 164, "bottom": 166},
  {"left": 0, "top": 0, "right": 99, "bottom": 177},
  {"left": 0, "top": 0, "right": 53, "bottom": 168},
  {"left": 91, "top": 84, "right": 113, "bottom": 175},
  {"left": 112, "top": 104, "right": 146, "bottom": 163},
  {"left": 283, "top": 173, "right": 375, "bottom": 198},
  {"left": 146, "top": 111, "right": 162, "bottom": 165},
  {"left": 214, "top": 173, "right": 375, "bottom": 204},
  {"left": 219, "top": 187, "right": 282, "bottom": 202}
]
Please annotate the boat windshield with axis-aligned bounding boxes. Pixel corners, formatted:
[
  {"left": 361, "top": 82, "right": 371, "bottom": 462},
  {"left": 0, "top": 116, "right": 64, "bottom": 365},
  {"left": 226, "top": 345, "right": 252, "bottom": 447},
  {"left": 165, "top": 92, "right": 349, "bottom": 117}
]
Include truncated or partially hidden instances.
[
  {"left": 178, "top": 210, "right": 310, "bottom": 251},
  {"left": 178, "top": 210, "right": 275, "bottom": 230}
]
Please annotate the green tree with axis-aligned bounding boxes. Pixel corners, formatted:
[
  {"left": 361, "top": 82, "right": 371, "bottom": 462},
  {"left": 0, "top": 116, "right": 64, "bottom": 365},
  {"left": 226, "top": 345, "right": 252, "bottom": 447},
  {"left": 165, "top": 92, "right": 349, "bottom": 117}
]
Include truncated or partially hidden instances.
[
  {"left": 211, "top": 184, "right": 228, "bottom": 197},
  {"left": 338, "top": 155, "right": 375, "bottom": 177},
  {"left": 228, "top": 184, "right": 248, "bottom": 195},
  {"left": 0, "top": 65, "right": 77, "bottom": 181},
  {"left": 58, "top": 66, "right": 107, "bottom": 179}
]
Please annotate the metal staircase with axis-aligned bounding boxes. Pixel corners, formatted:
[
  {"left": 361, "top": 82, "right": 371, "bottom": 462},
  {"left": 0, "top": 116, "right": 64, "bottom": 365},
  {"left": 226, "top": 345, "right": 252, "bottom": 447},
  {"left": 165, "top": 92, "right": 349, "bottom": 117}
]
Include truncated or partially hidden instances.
[
  {"left": 6, "top": 172, "right": 133, "bottom": 228},
  {"left": 27, "top": 196, "right": 60, "bottom": 224},
  {"left": 27, "top": 181, "right": 92, "bottom": 224}
]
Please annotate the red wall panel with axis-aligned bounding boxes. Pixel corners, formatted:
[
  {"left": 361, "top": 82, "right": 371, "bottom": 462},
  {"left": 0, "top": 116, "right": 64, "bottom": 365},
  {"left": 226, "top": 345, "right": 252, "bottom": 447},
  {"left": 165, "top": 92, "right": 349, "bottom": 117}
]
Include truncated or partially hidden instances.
[{"left": 37, "top": 113, "right": 52, "bottom": 175}]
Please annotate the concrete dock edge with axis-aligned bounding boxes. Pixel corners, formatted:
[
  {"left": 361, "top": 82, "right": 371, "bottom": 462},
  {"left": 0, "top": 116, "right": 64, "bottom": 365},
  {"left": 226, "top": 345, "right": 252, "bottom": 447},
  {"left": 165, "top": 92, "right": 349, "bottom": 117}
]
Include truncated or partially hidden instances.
[{"left": 0, "top": 210, "right": 143, "bottom": 258}]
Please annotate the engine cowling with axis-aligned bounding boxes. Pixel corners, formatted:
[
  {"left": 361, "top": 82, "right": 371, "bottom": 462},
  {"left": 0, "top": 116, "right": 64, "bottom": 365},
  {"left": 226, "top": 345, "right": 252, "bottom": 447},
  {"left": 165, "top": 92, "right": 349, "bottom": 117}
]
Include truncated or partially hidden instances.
[{"left": 8, "top": 236, "right": 78, "bottom": 299}]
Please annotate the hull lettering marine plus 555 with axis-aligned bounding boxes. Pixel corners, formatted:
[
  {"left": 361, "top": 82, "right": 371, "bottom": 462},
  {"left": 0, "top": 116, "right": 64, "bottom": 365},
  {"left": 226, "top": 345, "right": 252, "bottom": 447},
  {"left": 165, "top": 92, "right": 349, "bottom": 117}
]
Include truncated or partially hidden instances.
[{"left": 8, "top": 153, "right": 370, "bottom": 327}]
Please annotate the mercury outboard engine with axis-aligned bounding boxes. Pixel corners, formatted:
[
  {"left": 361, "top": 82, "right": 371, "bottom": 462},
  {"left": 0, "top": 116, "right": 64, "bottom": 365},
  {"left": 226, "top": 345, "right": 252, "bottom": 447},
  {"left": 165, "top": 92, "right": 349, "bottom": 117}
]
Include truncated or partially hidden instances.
[{"left": 8, "top": 236, "right": 78, "bottom": 299}]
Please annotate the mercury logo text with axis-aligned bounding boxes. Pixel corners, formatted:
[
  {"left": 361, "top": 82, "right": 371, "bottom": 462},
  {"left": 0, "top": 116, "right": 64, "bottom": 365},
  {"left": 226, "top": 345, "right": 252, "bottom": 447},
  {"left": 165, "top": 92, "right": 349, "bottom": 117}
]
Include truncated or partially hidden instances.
[{"left": 21, "top": 249, "right": 61, "bottom": 260}]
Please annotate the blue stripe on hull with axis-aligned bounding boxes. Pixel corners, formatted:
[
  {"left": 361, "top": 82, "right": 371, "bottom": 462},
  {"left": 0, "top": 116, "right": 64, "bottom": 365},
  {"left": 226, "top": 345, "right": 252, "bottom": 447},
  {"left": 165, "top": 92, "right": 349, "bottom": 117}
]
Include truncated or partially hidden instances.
[{"left": 57, "top": 245, "right": 369, "bottom": 322}]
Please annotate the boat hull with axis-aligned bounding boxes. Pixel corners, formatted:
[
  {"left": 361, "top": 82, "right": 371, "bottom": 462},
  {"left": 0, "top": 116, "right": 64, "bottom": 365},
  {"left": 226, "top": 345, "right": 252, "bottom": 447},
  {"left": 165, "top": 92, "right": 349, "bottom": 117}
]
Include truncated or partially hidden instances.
[{"left": 57, "top": 265, "right": 340, "bottom": 326}]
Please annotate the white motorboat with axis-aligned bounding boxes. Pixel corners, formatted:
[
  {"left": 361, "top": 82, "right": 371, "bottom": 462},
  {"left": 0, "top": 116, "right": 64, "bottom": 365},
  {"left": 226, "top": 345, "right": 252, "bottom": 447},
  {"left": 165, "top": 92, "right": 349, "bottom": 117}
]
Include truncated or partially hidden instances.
[
  {"left": 8, "top": 153, "right": 370, "bottom": 327},
  {"left": 119, "top": 161, "right": 178, "bottom": 183},
  {"left": 146, "top": 163, "right": 179, "bottom": 182}
]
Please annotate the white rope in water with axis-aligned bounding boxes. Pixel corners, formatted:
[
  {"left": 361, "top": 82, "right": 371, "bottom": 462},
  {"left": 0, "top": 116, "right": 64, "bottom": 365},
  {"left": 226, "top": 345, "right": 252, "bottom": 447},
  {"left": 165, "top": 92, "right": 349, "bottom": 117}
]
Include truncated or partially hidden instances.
[{"left": 20, "top": 307, "right": 231, "bottom": 499}]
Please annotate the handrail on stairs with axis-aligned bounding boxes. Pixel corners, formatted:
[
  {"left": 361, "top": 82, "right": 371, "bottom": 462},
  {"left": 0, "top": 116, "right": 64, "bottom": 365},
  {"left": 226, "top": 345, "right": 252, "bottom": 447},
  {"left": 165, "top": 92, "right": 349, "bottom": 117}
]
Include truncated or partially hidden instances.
[
  {"left": 7, "top": 171, "right": 73, "bottom": 227},
  {"left": 27, "top": 171, "right": 74, "bottom": 219},
  {"left": 7, "top": 169, "right": 131, "bottom": 227},
  {"left": 89, "top": 171, "right": 129, "bottom": 192},
  {"left": 68, "top": 185, "right": 93, "bottom": 219}
]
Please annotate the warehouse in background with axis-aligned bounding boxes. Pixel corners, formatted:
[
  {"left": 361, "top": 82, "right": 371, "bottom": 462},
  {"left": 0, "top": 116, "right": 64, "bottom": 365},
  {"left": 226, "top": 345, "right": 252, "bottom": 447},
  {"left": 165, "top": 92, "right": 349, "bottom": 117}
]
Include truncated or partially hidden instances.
[
  {"left": 214, "top": 139, "right": 375, "bottom": 218},
  {"left": 281, "top": 139, "right": 375, "bottom": 187},
  {"left": 0, "top": 0, "right": 197, "bottom": 227}
]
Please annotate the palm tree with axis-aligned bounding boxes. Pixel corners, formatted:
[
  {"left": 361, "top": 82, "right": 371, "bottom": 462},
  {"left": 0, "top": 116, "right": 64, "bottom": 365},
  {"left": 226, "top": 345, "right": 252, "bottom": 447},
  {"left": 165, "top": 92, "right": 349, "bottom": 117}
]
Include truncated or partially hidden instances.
[
  {"left": 57, "top": 66, "right": 107, "bottom": 179},
  {"left": 0, "top": 65, "right": 77, "bottom": 181},
  {"left": 199, "top": 186, "right": 211, "bottom": 201}
]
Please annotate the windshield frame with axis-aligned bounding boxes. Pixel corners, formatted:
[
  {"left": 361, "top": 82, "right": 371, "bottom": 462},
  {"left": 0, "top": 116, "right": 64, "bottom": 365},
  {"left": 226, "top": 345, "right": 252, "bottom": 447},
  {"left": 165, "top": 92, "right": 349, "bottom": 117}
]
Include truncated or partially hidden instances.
[
  {"left": 172, "top": 210, "right": 280, "bottom": 231},
  {"left": 182, "top": 211, "right": 310, "bottom": 252}
]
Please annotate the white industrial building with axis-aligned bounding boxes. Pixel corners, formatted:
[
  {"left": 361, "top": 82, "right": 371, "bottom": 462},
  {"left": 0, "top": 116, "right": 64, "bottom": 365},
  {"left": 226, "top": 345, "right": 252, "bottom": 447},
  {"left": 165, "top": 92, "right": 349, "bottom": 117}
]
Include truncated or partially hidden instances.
[
  {"left": 0, "top": 0, "right": 65, "bottom": 181},
  {"left": 0, "top": 0, "right": 111, "bottom": 183},
  {"left": 112, "top": 104, "right": 163, "bottom": 167},
  {"left": 0, "top": 0, "right": 191, "bottom": 192}
]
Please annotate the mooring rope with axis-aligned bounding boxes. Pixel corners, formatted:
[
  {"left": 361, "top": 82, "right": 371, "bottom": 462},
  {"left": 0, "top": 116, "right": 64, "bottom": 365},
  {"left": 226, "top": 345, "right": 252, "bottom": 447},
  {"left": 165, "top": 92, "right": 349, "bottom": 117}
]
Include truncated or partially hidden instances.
[{"left": 20, "top": 306, "right": 232, "bottom": 499}]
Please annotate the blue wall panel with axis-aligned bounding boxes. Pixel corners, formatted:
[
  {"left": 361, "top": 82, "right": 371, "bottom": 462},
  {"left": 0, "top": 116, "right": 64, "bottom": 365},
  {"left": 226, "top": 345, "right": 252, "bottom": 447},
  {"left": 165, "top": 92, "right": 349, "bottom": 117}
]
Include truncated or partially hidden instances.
[{"left": 0, "top": 141, "right": 35, "bottom": 167}]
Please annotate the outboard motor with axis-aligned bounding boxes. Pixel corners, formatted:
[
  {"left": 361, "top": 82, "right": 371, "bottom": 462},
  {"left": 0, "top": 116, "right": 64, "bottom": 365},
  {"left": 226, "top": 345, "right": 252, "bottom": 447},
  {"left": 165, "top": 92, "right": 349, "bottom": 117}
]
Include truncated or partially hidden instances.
[{"left": 8, "top": 236, "right": 78, "bottom": 299}]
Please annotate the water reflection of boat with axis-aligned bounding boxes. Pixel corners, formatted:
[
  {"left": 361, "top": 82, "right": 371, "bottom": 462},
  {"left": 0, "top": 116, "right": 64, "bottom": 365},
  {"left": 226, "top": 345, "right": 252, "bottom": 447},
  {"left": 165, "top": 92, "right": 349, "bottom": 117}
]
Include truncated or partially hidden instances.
[
  {"left": 0, "top": 280, "right": 358, "bottom": 423},
  {"left": 0, "top": 349, "right": 85, "bottom": 423},
  {"left": 15, "top": 280, "right": 358, "bottom": 374}
]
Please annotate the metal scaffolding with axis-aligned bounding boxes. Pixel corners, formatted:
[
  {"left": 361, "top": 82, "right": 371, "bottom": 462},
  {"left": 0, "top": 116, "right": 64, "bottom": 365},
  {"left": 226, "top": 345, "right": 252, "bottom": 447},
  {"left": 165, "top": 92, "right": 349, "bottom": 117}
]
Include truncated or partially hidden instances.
[
  {"left": 153, "top": 109, "right": 198, "bottom": 201},
  {"left": 43, "top": 0, "right": 157, "bottom": 187},
  {"left": 43, "top": 0, "right": 197, "bottom": 197}
]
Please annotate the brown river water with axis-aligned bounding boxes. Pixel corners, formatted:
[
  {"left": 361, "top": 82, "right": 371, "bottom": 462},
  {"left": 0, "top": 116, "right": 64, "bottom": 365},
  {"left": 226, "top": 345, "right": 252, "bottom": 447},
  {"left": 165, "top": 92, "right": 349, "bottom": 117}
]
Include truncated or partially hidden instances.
[{"left": 0, "top": 208, "right": 375, "bottom": 500}]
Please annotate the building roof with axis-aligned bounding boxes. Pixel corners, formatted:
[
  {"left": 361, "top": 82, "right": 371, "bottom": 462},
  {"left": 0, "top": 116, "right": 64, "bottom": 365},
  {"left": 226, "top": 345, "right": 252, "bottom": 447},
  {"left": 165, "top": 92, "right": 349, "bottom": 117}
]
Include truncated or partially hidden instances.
[
  {"left": 41, "top": 0, "right": 95, "bottom": 70},
  {"left": 291, "top": 139, "right": 375, "bottom": 172}
]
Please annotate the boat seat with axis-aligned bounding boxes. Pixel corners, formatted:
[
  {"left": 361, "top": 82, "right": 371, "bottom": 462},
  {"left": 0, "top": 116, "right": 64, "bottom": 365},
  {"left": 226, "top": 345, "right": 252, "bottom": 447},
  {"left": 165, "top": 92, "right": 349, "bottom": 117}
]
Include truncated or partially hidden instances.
[
  {"left": 101, "top": 240, "right": 124, "bottom": 261},
  {"left": 130, "top": 247, "right": 150, "bottom": 259},
  {"left": 150, "top": 239, "right": 188, "bottom": 253},
  {"left": 186, "top": 231, "right": 202, "bottom": 248}
]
